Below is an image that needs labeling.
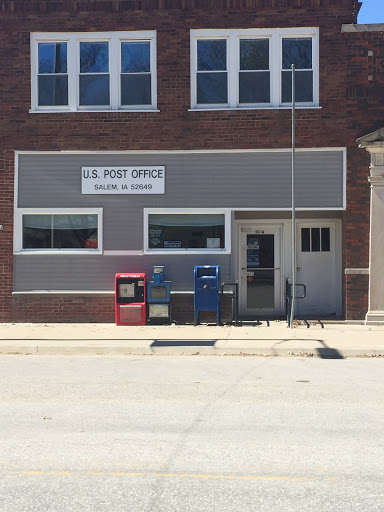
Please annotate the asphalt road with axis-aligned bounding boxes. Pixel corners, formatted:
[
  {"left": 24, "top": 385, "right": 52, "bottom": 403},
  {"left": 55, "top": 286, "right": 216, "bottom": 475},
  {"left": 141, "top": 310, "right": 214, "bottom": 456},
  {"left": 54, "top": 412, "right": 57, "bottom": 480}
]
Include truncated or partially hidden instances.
[{"left": 0, "top": 355, "right": 383, "bottom": 511}]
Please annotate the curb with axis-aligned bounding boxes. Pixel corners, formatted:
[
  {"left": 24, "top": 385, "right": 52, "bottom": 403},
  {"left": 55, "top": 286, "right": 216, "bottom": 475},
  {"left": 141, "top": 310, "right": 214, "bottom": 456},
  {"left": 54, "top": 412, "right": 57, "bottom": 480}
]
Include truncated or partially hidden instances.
[{"left": 0, "top": 342, "right": 383, "bottom": 357}]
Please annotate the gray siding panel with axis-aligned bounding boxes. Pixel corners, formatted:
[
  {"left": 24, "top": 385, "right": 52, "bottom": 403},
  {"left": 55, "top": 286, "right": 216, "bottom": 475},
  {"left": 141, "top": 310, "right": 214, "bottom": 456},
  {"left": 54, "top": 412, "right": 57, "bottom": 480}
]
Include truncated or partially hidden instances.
[
  {"left": 15, "top": 150, "right": 343, "bottom": 292},
  {"left": 18, "top": 151, "right": 344, "bottom": 250},
  {"left": 14, "top": 254, "right": 232, "bottom": 292}
]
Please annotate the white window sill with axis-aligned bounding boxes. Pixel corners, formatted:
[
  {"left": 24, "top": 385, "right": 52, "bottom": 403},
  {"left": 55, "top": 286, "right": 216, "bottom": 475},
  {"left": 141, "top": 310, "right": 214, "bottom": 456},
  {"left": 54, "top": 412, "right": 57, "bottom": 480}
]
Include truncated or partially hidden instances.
[
  {"left": 29, "top": 109, "right": 160, "bottom": 114},
  {"left": 14, "top": 250, "right": 102, "bottom": 256},
  {"left": 12, "top": 290, "right": 114, "bottom": 295},
  {"left": 189, "top": 106, "right": 322, "bottom": 112},
  {"left": 12, "top": 289, "right": 233, "bottom": 295},
  {"left": 144, "top": 250, "right": 231, "bottom": 255}
]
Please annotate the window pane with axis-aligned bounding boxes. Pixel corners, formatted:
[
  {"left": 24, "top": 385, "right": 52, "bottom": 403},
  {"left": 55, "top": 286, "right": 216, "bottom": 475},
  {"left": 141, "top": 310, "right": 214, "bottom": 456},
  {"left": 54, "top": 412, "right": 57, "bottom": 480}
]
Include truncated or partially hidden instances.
[
  {"left": 197, "top": 72, "right": 227, "bottom": 104},
  {"left": 38, "top": 75, "right": 68, "bottom": 106},
  {"left": 121, "top": 42, "right": 150, "bottom": 72},
  {"left": 321, "top": 228, "right": 330, "bottom": 252},
  {"left": 197, "top": 40, "right": 226, "bottom": 71},
  {"left": 282, "top": 38, "right": 312, "bottom": 69},
  {"left": 52, "top": 215, "right": 98, "bottom": 249},
  {"left": 79, "top": 75, "right": 110, "bottom": 105},
  {"left": 240, "top": 39, "right": 269, "bottom": 70},
  {"left": 311, "top": 228, "right": 320, "bottom": 252},
  {"left": 148, "top": 214, "right": 225, "bottom": 249},
  {"left": 53, "top": 215, "right": 98, "bottom": 229},
  {"left": 38, "top": 43, "right": 67, "bottom": 73},
  {"left": 281, "top": 70, "right": 313, "bottom": 102},
  {"left": 239, "top": 71, "right": 270, "bottom": 103},
  {"left": 22, "top": 214, "right": 98, "bottom": 249},
  {"left": 301, "top": 228, "right": 310, "bottom": 252},
  {"left": 246, "top": 234, "right": 275, "bottom": 308},
  {"left": 80, "top": 42, "right": 109, "bottom": 73},
  {"left": 23, "top": 215, "right": 52, "bottom": 249},
  {"left": 121, "top": 74, "right": 151, "bottom": 105}
]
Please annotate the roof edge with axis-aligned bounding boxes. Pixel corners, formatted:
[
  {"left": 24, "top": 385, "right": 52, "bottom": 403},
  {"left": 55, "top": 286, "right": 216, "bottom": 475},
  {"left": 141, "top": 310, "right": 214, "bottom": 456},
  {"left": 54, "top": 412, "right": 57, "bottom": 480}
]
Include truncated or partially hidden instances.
[
  {"left": 342, "top": 23, "right": 384, "bottom": 33},
  {"left": 357, "top": 128, "right": 384, "bottom": 147}
]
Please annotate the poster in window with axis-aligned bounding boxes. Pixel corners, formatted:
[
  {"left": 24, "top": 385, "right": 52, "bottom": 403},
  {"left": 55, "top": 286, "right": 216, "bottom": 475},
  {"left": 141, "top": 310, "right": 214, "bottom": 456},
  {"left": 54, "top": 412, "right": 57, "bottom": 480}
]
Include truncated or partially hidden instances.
[
  {"left": 119, "top": 283, "right": 135, "bottom": 298},
  {"left": 149, "top": 229, "right": 162, "bottom": 247},
  {"left": 164, "top": 241, "right": 182, "bottom": 249},
  {"left": 207, "top": 237, "right": 220, "bottom": 249}
]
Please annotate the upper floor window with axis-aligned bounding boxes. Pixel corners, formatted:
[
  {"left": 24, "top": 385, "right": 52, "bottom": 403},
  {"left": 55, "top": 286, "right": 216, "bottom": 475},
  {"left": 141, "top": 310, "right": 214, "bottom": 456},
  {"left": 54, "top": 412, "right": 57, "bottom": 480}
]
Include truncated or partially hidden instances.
[
  {"left": 190, "top": 28, "right": 319, "bottom": 109},
  {"left": 31, "top": 32, "right": 157, "bottom": 112}
]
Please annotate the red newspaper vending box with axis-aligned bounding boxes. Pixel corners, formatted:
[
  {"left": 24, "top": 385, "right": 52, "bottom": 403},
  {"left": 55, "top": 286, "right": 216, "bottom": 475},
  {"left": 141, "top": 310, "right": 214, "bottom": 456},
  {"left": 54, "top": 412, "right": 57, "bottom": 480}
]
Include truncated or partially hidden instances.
[{"left": 115, "top": 273, "right": 146, "bottom": 326}]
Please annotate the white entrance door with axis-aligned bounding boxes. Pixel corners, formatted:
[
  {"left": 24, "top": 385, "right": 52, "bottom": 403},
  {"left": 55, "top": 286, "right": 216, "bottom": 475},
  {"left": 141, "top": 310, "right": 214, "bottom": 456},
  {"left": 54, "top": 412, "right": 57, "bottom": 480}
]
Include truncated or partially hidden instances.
[
  {"left": 295, "top": 222, "right": 339, "bottom": 316},
  {"left": 239, "top": 225, "right": 282, "bottom": 317}
]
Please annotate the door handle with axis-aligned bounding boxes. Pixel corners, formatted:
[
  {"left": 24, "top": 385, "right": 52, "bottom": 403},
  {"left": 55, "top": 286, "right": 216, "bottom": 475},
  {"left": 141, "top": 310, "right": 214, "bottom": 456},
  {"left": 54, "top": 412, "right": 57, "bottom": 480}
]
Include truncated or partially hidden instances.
[{"left": 297, "top": 267, "right": 300, "bottom": 271}]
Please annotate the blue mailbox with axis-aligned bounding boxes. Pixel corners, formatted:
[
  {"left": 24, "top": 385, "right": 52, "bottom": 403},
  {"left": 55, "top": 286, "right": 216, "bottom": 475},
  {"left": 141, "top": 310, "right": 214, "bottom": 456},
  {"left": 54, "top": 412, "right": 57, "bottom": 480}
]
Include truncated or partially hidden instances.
[
  {"left": 194, "top": 265, "right": 220, "bottom": 326},
  {"left": 147, "top": 266, "right": 171, "bottom": 324}
]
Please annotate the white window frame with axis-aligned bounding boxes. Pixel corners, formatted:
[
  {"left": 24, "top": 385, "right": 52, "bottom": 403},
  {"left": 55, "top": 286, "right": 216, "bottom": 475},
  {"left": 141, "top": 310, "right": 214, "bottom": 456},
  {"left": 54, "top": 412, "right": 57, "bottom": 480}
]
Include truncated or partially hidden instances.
[
  {"left": 190, "top": 27, "right": 319, "bottom": 110},
  {"left": 30, "top": 31, "right": 157, "bottom": 113},
  {"left": 144, "top": 208, "right": 231, "bottom": 254},
  {"left": 14, "top": 208, "right": 103, "bottom": 255}
]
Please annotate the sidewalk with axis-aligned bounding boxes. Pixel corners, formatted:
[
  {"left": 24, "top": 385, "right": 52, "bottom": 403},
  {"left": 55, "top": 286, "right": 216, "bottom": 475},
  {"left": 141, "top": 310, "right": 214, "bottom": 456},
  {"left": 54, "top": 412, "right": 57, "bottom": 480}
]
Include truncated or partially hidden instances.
[{"left": 0, "top": 321, "right": 383, "bottom": 357}]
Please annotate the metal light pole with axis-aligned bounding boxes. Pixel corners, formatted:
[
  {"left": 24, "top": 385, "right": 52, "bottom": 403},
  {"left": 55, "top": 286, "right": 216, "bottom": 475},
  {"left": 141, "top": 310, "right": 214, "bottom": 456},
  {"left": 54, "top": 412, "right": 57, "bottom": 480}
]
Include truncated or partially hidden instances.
[{"left": 289, "top": 63, "right": 296, "bottom": 329}]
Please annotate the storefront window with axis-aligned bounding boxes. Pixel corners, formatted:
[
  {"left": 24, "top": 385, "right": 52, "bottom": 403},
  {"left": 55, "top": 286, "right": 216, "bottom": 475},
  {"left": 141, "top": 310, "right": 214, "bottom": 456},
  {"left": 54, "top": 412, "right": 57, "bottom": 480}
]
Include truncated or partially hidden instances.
[
  {"left": 148, "top": 214, "right": 225, "bottom": 250},
  {"left": 22, "top": 214, "right": 98, "bottom": 250}
]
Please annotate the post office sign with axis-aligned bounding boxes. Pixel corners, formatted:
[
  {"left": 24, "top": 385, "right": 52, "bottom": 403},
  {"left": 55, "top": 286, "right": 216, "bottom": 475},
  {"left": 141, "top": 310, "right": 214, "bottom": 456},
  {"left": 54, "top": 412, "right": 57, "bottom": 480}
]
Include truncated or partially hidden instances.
[{"left": 82, "top": 167, "right": 165, "bottom": 194}]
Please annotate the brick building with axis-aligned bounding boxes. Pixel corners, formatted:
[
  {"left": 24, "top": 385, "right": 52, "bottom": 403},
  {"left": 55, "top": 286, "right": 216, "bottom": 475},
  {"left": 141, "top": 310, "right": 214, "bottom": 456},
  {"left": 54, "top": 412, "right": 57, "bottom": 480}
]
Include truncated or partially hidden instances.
[{"left": 0, "top": 0, "right": 383, "bottom": 323}]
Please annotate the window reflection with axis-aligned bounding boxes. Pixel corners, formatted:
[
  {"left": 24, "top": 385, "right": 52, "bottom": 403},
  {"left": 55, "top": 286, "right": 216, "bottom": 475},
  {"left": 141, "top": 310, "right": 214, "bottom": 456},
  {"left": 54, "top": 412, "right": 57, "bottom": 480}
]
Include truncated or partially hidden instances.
[
  {"left": 23, "top": 215, "right": 98, "bottom": 250},
  {"left": 38, "top": 42, "right": 68, "bottom": 106},
  {"left": 281, "top": 38, "right": 313, "bottom": 103},
  {"left": 79, "top": 42, "right": 110, "bottom": 106},
  {"left": 197, "top": 40, "right": 226, "bottom": 71},
  {"left": 80, "top": 42, "right": 109, "bottom": 73},
  {"left": 148, "top": 214, "right": 225, "bottom": 249},
  {"left": 197, "top": 40, "right": 228, "bottom": 104},
  {"left": 121, "top": 42, "right": 151, "bottom": 105}
]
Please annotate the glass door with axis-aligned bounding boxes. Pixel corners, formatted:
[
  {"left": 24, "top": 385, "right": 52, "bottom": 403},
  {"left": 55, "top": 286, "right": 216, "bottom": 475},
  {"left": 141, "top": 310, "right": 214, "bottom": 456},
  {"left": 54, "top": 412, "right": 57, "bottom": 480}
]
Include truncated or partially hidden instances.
[{"left": 239, "top": 226, "right": 282, "bottom": 316}]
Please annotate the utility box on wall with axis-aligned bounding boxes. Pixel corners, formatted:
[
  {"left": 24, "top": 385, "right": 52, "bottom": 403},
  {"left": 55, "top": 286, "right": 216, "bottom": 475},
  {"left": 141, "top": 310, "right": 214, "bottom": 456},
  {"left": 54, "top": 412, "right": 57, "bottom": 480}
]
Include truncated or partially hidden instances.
[{"left": 115, "top": 273, "right": 146, "bottom": 326}]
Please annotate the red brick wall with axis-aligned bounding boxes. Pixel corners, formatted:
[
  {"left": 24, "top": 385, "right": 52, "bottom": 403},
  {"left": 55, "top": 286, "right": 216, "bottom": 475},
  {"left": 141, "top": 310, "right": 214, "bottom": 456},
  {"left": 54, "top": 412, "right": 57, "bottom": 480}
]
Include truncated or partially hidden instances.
[
  {"left": 10, "top": 293, "right": 234, "bottom": 324},
  {"left": 0, "top": 0, "right": 364, "bottom": 322},
  {"left": 343, "top": 28, "right": 384, "bottom": 319}
]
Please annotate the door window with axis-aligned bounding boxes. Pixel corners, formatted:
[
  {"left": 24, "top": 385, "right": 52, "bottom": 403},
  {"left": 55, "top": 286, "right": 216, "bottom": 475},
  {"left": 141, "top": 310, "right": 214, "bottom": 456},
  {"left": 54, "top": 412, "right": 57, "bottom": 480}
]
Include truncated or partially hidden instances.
[
  {"left": 301, "top": 227, "right": 330, "bottom": 252},
  {"left": 246, "top": 234, "right": 275, "bottom": 309}
]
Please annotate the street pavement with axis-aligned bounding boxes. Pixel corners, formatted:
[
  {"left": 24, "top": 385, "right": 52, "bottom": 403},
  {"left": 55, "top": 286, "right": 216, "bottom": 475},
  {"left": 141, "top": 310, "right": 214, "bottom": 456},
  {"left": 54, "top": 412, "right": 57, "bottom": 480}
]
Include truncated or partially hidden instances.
[
  {"left": 0, "top": 321, "right": 384, "bottom": 357},
  {"left": 0, "top": 355, "right": 383, "bottom": 511}
]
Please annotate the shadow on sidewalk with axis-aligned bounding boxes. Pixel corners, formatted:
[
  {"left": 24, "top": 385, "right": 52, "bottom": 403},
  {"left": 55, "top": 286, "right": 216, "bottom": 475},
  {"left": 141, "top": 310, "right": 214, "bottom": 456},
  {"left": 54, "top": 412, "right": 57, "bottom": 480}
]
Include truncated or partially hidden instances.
[
  {"left": 316, "top": 340, "right": 345, "bottom": 359},
  {"left": 271, "top": 339, "right": 345, "bottom": 359},
  {"left": 151, "top": 338, "right": 345, "bottom": 359},
  {"left": 151, "top": 340, "right": 217, "bottom": 348}
]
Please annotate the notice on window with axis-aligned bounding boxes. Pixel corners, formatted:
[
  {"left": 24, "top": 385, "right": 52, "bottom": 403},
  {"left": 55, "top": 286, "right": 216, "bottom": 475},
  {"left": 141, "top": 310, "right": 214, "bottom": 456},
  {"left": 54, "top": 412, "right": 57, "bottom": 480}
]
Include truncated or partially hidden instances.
[
  {"left": 207, "top": 238, "right": 220, "bottom": 249},
  {"left": 82, "top": 167, "right": 165, "bottom": 195},
  {"left": 149, "top": 229, "right": 162, "bottom": 247},
  {"left": 119, "top": 283, "right": 135, "bottom": 298},
  {"left": 164, "top": 241, "right": 182, "bottom": 249},
  {"left": 149, "top": 304, "right": 169, "bottom": 318}
]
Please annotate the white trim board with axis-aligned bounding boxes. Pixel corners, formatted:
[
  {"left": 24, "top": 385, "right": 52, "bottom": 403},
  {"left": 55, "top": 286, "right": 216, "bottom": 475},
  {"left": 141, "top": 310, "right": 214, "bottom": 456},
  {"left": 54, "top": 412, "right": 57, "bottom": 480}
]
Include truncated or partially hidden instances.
[
  {"left": 15, "top": 147, "right": 346, "bottom": 155},
  {"left": 12, "top": 290, "right": 198, "bottom": 295},
  {"left": 12, "top": 290, "right": 115, "bottom": 295}
]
